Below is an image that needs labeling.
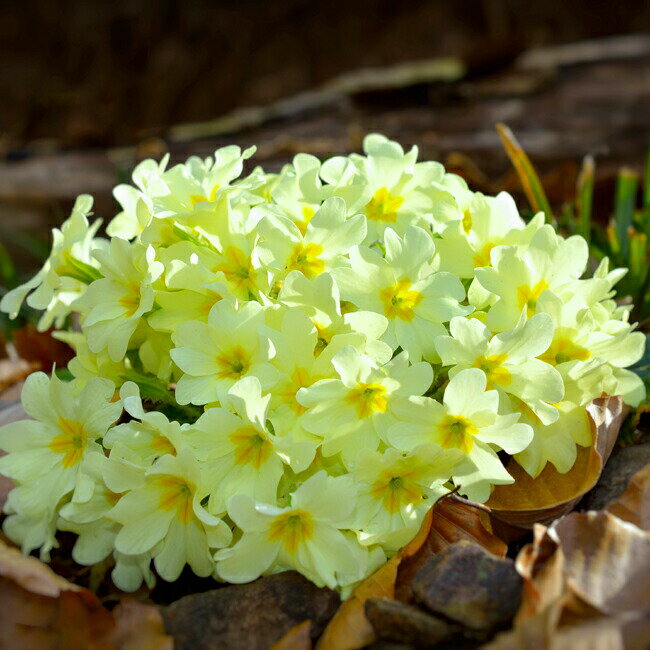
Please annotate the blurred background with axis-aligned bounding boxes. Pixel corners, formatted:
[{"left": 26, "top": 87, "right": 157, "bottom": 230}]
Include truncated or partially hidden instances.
[{"left": 0, "top": 0, "right": 649, "bottom": 296}]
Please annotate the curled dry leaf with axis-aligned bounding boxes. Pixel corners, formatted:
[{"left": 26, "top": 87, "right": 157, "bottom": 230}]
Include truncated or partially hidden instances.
[
  {"left": 0, "top": 357, "right": 36, "bottom": 394},
  {"left": 0, "top": 540, "right": 172, "bottom": 650},
  {"left": 605, "top": 464, "right": 650, "bottom": 530},
  {"left": 109, "top": 599, "right": 173, "bottom": 650},
  {"left": 269, "top": 620, "right": 312, "bottom": 650},
  {"left": 12, "top": 325, "right": 74, "bottom": 370},
  {"left": 316, "top": 494, "right": 505, "bottom": 650},
  {"left": 498, "top": 510, "right": 650, "bottom": 650},
  {"left": 487, "top": 396, "right": 626, "bottom": 528},
  {"left": 0, "top": 539, "right": 114, "bottom": 650}
]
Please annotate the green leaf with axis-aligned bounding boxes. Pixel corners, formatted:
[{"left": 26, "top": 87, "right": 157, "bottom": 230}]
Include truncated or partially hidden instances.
[
  {"left": 576, "top": 155, "right": 595, "bottom": 245},
  {"left": 614, "top": 168, "right": 639, "bottom": 258},
  {"left": 496, "top": 123, "right": 553, "bottom": 222}
]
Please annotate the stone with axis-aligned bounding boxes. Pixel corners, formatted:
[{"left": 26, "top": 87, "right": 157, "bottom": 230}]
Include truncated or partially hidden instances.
[
  {"left": 580, "top": 442, "right": 650, "bottom": 512},
  {"left": 412, "top": 541, "right": 522, "bottom": 632},
  {"left": 162, "top": 571, "right": 340, "bottom": 650},
  {"left": 365, "top": 597, "right": 458, "bottom": 648}
]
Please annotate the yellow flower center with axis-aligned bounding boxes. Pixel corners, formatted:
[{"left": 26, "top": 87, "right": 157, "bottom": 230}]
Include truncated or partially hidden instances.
[
  {"left": 287, "top": 242, "right": 325, "bottom": 279},
  {"left": 345, "top": 382, "right": 388, "bottom": 418},
  {"left": 190, "top": 183, "right": 220, "bottom": 205},
  {"left": 539, "top": 332, "right": 591, "bottom": 366},
  {"left": 267, "top": 509, "right": 315, "bottom": 554},
  {"left": 517, "top": 280, "right": 549, "bottom": 315},
  {"left": 277, "top": 367, "right": 318, "bottom": 415},
  {"left": 229, "top": 426, "right": 273, "bottom": 468},
  {"left": 472, "top": 353, "right": 511, "bottom": 388},
  {"left": 215, "top": 345, "right": 251, "bottom": 380},
  {"left": 155, "top": 475, "right": 195, "bottom": 524},
  {"left": 379, "top": 278, "right": 423, "bottom": 322},
  {"left": 313, "top": 322, "right": 332, "bottom": 357},
  {"left": 473, "top": 242, "right": 496, "bottom": 268},
  {"left": 214, "top": 246, "right": 255, "bottom": 292},
  {"left": 371, "top": 470, "right": 423, "bottom": 514},
  {"left": 151, "top": 434, "right": 177, "bottom": 456},
  {"left": 365, "top": 187, "right": 404, "bottom": 223},
  {"left": 118, "top": 283, "right": 142, "bottom": 318},
  {"left": 438, "top": 414, "right": 478, "bottom": 454},
  {"left": 49, "top": 417, "right": 87, "bottom": 468},
  {"left": 296, "top": 206, "right": 316, "bottom": 236},
  {"left": 462, "top": 209, "right": 472, "bottom": 233}
]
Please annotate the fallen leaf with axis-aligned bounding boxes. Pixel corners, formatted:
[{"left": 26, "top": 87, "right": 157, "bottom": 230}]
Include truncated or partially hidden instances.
[
  {"left": 316, "top": 494, "right": 506, "bottom": 650},
  {"left": 162, "top": 571, "right": 338, "bottom": 650},
  {"left": 12, "top": 325, "right": 74, "bottom": 370},
  {"left": 315, "top": 554, "right": 400, "bottom": 650},
  {"left": 487, "top": 396, "right": 625, "bottom": 528},
  {"left": 395, "top": 495, "right": 507, "bottom": 603},
  {"left": 269, "top": 620, "right": 312, "bottom": 650},
  {"left": 0, "top": 357, "right": 36, "bottom": 394},
  {"left": 0, "top": 539, "right": 114, "bottom": 650},
  {"left": 503, "top": 510, "right": 650, "bottom": 650},
  {"left": 605, "top": 464, "right": 650, "bottom": 530},
  {"left": 109, "top": 599, "right": 173, "bottom": 650}
]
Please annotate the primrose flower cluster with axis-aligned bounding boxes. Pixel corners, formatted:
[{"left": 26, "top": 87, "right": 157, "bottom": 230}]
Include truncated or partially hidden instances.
[{"left": 0, "top": 135, "right": 644, "bottom": 592}]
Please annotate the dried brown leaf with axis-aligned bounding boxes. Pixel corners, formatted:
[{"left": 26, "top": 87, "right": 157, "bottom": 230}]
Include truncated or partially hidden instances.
[
  {"left": 501, "top": 510, "right": 650, "bottom": 650},
  {"left": 605, "top": 464, "right": 650, "bottom": 530},
  {"left": 487, "top": 396, "right": 625, "bottom": 528},
  {"left": 270, "top": 620, "right": 312, "bottom": 650},
  {"left": 0, "top": 540, "right": 114, "bottom": 650},
  {"left": 0, "top": 357, "right": 35, "bottom": 394},
  {"left": 109, "top": 598, "right": 173, "bottom": 650},
  {"left": 12, "top": 325, "right": 74, "bottom": 370}
]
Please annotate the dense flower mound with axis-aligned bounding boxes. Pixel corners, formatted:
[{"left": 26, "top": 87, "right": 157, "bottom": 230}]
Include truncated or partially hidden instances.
[{"left": 0, "top": 135, "right": 645, "bottom": 593}]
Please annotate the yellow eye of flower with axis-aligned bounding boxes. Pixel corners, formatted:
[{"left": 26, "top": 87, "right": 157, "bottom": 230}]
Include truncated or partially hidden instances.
[
  {"left": 371, "top": 470, "right": 423, "bottom": 513},
  {"left": 267, "top": 509, "right": 315, "bottom": 553},
  {"left": 296, "top": 206, "right": 316, "bottom": 236},
  {"left": 539, "top": 332, "right": 591, "bottom": 366},
  {"left": 190, "top": 183, "right": 220, "bottom": 205},
  {"left": 287, "top": 242, "right": 325, "bottom": 279},
  {"left": 365, "top": 187, "right": 404, "bottom": 223},
  {"left": 473, "top": 242, "right": 496, "bottom": 268},
  {"left": 379, "top": 278, "right": 423, "bottom": 322},
  {"left": 345, "top": 382, "right": 388, "bottom": 418},
  {"left": 118, "top": 283, "right": 142, "bottom": 318},
  {"left": 438, "top": 414, "right": 478, "bottom": 454},
  {"left": 214, "top": 246, "right": 254, "bottom": 290},
  {"left": 516, "top": 280, "right": 549, "bottom": 315},
  {"left": 472, "top": 353, "right": 511, "bottom": 388},
  {"left": 462, "top": 209, "right": 472, "bottom": 233},
  {"left": 49, "top": 417, "right": 87, "bottom": 468},
  {"left": 151, "top": 434, "right": 177, "bottom": 456},
  {"left": 155, "top": 475, "right": 195, "bottom": 524},
  {"left": 277, "top": 367, "right": 317, "bottom": 415},
  {"left": 215, "top": 345, "right": 251, "bottom": 379},
  {"left": 229, "top": 426, "right": 272, "bottom": 468}
]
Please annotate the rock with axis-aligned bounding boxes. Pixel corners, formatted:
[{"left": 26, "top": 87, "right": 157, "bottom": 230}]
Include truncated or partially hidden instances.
[
  {"left": 412, "top": 541, "right": 522, "bottom": 632},
  {"left": 580, "top": 442, "right": 650, "bottom": 511},
  {"left": 365, "top": 597, "right": 459, "bottom": 648},
  {"left": 162, "top": 571, "right": 340, "bottom": 650}
]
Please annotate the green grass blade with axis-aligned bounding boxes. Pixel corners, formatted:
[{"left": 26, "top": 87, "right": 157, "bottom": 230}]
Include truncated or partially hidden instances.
[
  {"left": 615, "top": 167, "right": 639, "bottom": 258},
  {"left": 496, "top": 123, "right": 553, "bottom": 222},
  {"left": 576, "top": 155, "right": 594, "bottom": 245}
]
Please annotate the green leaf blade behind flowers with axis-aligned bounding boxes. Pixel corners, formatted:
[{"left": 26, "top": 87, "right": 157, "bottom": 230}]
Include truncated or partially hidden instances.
[
  {"left": 496, "top": 123, "right": 553, "bottom": 221},
  {"left": 486, "top": 396, "right": 626, "bottom": 528}
]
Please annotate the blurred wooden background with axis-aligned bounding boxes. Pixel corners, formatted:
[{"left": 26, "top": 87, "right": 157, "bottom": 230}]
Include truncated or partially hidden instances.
[{"left": 1, "top": 0, "right": 649, "bottom": 274}]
